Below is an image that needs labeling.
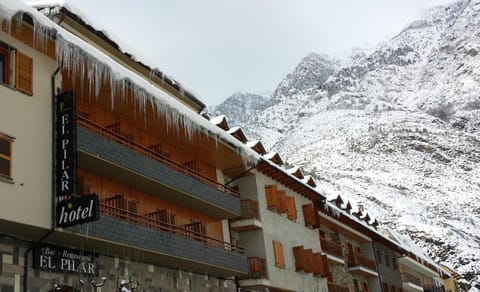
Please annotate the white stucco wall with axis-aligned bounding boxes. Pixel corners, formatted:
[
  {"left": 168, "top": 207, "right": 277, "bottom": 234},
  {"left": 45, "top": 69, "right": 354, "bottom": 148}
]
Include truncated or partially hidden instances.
[
  {"left": 0, "top": 30, "right": 57, "bottom": 229},
  {"left": 238, "top": 170, "right": 328, "bottom": 291}
]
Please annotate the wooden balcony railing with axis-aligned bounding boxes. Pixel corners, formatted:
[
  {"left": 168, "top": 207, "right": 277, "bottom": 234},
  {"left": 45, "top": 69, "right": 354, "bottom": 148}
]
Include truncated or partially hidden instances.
[
  {"left": 328, "top": 282, "right": 350, "bottom": 292},
  {"left": 320, "top": 238, "right": 344, "bottom": 259},
  {"left": 99, "top": 203, "right": 245, "bottom": 254},
  {"left": 237, "top": 257, "right": 267, "bottom": 280},
  {"left": 233, "top": 199, "right": 260, "bottom": 221},
  {"left": 401, "top": 272, "right": 422, "bottom": 287},
  {"left": 348, "top": 253, "right": 376, "bottom": 271},
  {"left": 77, "top": 116, "right": 239, "bottom": 198}
]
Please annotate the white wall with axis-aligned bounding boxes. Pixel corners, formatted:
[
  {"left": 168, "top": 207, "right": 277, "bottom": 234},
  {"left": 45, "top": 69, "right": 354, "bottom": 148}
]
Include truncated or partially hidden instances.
[
  {"left": 0, "top": 30, "right": 57, "bottom": 229},
  {"left": 252, "top": 170, "right": 327, "bottom": 291}
]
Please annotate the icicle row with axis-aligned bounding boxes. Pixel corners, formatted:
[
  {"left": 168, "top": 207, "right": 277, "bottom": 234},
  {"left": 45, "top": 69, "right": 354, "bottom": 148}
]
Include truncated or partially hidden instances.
[{"left": 0, "top": 6, "right": 258, "bottom": 166}]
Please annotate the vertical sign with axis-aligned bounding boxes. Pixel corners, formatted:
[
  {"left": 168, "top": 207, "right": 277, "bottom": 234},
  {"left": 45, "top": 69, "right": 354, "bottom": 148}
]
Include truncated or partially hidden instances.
[{"left": 55, "top": 92, "right": 76, "bottom": 197}]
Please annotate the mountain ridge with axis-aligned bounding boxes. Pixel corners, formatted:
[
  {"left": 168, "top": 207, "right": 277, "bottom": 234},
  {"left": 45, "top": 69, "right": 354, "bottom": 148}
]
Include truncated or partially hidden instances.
[{"left": 213, "top": 0, "right": 480, "bottom": 288}]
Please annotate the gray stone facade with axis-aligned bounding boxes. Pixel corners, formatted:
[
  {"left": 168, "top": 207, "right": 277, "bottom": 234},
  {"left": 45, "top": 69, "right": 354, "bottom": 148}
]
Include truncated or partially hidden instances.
[
  {"left": 68, "top": 216, "right": 248, "bottom": 274},
  {"left": 0, "top": 236, "right": 238, "bottom": 292}
]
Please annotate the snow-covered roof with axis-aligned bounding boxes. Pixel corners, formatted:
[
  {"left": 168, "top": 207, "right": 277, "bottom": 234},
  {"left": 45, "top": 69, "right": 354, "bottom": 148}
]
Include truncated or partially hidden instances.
[
  {"left": 302, "top": 175, "right": 316, "bottom": 187},
  {"left": 245, "top": 140, "right": 266, "bottom": 155},
  {"left": 227, "top": 126, "right": 248, "bottom": 143},
  {"left": 287, "top": 166, "right": 304, "bottom": 179},
  {"left": 387, "top": 228, "right": 444, "bottom": 274},
  {"left": 27, "top": 0, "right": 205, "bottom": 109},
  {"left": 210, "top": 115, "right": 227, "bottom": 125},
  {"left": 0, "top": 0, "right": 258, "bottom": 165}
]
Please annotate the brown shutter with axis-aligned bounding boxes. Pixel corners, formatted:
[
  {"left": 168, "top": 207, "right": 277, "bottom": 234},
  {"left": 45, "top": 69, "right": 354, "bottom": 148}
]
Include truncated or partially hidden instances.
[
  {"left": 304, "top": 248, "right": 314, "bottom": 273},
  {"left": 265, "top": 185, "right": 278, "bottom": 210},
  {"left": 273, "top": 240, "right": 285, "bottom": 268},
  {"left": 16, "top": 51, "right": 33, "bottom": 95},
  {"left": 277, "top": 190, "right": 288, "bottom": 213},
  {"left": 286, "top": 196, "right": 297, "bottom": 220},
  {"left": 292, "top": 246, "right": 305, "bottom": 271},
  {"left": 303, "top": 204, "right": 318, "bottom": 227}
]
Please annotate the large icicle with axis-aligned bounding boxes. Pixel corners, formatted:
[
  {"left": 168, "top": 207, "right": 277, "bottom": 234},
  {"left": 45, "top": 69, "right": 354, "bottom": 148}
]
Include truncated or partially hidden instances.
[{"left": 0, "top": 0, "right": 259, "bottom": 166}]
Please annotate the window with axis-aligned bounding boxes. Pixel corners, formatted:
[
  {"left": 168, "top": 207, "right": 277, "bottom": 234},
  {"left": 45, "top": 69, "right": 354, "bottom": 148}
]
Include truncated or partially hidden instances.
[
  {"left": 385, "top": 252, "right": 390, "bottom": 267},
  {"left": 0, "top": 45, "right": 10, "bottom": 84},
  {"left": 272, "top": 240, "right": 285, "bottom": 268},
  {"left": 392, "top": 256, "right": 398, "bottom": 270},
  {"left": 0, "top": 41, "right": 33, "bottom": 95},
  {"left": 376, "top": 249, "right": 382, "bottom": 264},
  {"left": 0, "top": 133, "right": 13, "bottom": 179}
]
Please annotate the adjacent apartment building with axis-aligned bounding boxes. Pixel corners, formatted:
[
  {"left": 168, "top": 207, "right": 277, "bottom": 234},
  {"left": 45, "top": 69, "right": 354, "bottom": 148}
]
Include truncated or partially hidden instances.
[{"left": 0, "top": 1, "right": 452, "bottom": 292}]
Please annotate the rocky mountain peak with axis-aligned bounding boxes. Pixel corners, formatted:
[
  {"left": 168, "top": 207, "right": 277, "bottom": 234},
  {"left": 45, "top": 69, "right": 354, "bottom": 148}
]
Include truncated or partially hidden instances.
[
  {"left": 214, "top": 0, "right": 480, "bottom": 287},
  {"left": 272, "top": 52, "right": 337, "bottom": 101}
]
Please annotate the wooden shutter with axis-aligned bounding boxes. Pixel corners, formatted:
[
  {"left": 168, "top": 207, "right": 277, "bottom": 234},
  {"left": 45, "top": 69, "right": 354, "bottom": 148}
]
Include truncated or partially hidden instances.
[
  {"left": 302, "top": 204, "right": 318, "bottom": 227},
  {"left": 277, "top": 190, "right": 288, "bottom": 213},
  {"left": 273, "top": 240, "right": 285, "bottom": 268},
  {"left": 292, "top": 246, "right": 305, "bottom": 271},
  {"left": 304, "top": 248, "right": 314, "bottom": 273},
  {"left": 286, "top": 196, "right": 297, "bottom": 220},
  {"left": 16, "top": 51, "right": 33, "bottom": 95},
  {"left": 265, "top": 185, "right": 278, "bottom": 210}
]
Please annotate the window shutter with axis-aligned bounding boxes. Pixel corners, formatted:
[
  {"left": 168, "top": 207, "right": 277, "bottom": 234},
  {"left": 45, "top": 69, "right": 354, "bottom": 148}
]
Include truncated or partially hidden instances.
[
  {"left": 16, "top": 51, "right": 33, "bottom": 95},
  {"left": 273, "top": 240, "right": 285, "bottom": 268},
  {"left": 286, "top": 196, "right": 297, "bottom": 220},
  {"left": 302, "top": 204, "right": 318, "bottom": 227},
  {"left": 277, "top": 190, "right": 288, "bottom": 213},
  {"left": 265, "top": 185, "right": 278, "bottom": 210},
  {"left": 304, "top": 248, "right": 314, "bottom": 273},
  {"left": 292, "top": 246, "right": 305, "bottom": 271}
]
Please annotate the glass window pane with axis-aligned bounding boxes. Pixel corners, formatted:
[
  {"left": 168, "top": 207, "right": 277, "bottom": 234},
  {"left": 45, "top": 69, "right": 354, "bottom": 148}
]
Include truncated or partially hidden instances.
[
  {"left": 0, "top": 138, "right": 10, "bottom": 156},
  {"left": 0, "top": 157, "right": 9, "bottom": 176}
]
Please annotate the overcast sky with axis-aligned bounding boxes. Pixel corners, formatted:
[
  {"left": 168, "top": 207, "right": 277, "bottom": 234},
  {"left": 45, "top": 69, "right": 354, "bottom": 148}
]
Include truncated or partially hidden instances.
[{"left": 67, "top": 0, "right": 457, "bottom": 106}]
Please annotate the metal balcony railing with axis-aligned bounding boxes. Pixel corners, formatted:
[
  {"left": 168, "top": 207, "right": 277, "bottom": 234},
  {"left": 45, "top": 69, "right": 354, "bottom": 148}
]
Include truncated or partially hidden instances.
[
  {"left": 320, "top": 238, "right": 344, "bottom": 259},
  {"left": 99, "top": 203, "right": 245, "bottom": 254},
  {"left": 77, "top": 115, "right": 240, "bottom": 198},
  {"left": 237, "top": 257, "right": 267, "bottom": 280}
]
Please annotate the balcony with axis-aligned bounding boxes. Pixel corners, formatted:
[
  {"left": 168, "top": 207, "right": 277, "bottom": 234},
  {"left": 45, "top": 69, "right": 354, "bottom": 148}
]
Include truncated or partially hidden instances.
[
  {"left": 62, "top": 202, "right": 248, "bottom": 276},
  {"left": 401, "top": 273, "right": 424, "bottom": 292},
  {"left": 231, "top": 199, "right": 262, "bottom": 232},
  {"left": 76, "top": 116, "right": 241, "bottom": 218},
  {"left": 320, "top": 238, "right": 344, "bottom": 265},
  {"left": 347, "top": 253, "right": 378, "bottom": 278},
  {"left": 328, "top": 282, "right": 350, "bottom": 292},
  {"left": 237, "top": 257, "right": 270, "bottom": 288}
]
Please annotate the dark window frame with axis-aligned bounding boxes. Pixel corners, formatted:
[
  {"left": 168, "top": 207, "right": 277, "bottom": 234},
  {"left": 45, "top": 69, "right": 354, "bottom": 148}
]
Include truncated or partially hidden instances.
[{"left": 0, "top": 133, "right": 13, "bottom": 179}]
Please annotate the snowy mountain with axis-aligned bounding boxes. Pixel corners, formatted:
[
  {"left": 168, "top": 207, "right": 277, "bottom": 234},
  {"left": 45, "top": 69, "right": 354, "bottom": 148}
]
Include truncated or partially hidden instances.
[
  {"left": 210, "top": 92, "right": 269, "bottom": 127},
  {"left": 214, "top": 0, "right": 480, "bottom": 288}
]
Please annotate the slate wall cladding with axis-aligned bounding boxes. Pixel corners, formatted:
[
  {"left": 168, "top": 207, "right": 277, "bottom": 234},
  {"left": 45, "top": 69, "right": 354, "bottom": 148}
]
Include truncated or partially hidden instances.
[
  {"left": 0, "top": 236, "right": 238, "bottom": 292},
  {"left": 77, "top": 127, "right": 241, "bottom": 215},
  {"left": 69, "top": 216, "right": 248, "bottom": 273}
]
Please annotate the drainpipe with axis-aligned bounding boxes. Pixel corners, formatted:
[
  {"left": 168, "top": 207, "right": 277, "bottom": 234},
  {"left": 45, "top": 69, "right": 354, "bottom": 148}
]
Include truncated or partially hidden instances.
[{"left": 23, "top": 65, "right": 62, "bottom": 292}]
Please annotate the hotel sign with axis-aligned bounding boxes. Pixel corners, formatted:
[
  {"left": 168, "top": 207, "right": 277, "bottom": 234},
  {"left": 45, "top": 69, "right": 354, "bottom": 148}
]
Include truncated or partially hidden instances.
[
  {"left": 56, "top": 194, "right": 99, "bottom": 227},
  {"left": 34, "top": 245, "right": 97, "bottom": 275},
  {"left": 55, "top": 91, "right": 76, "bottom": 197}
]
